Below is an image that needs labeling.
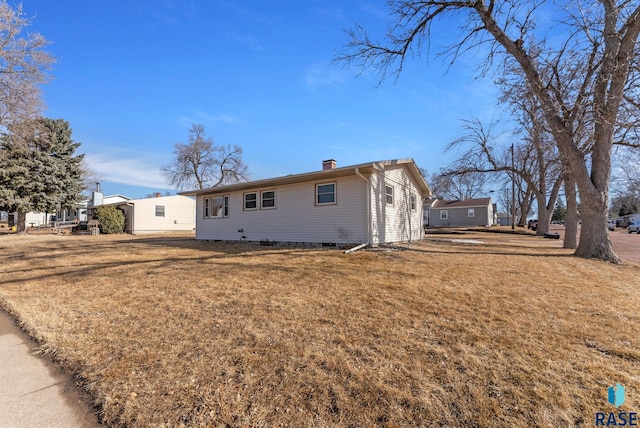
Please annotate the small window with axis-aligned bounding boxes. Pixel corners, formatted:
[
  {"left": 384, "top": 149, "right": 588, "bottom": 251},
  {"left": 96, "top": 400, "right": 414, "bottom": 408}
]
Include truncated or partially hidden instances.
[
  {"left": 155, "top": 205, "right": 165, "bottom": 217},
  {"left": 385, "top": 185, "right": 394, "bottom": 206},
  {"left": 468, "top": 208, "right": 475, "bottom": 218},
  {"left": 410, "top": 194, "right": 417, "bottom": 211},
  {"left": 244, "top": 192, "right": 257, "bottom": 210},
  {"left": 211, "top": 196, "right": 229, "bottom": 218},
  {"left": 316, "top": 183, "right": 336, "bottom": 205},
  {"left": 203, "top": 198, "right": 209, "bottom": 218},
  {"left": 440, "top": 210, "right": 448, "bottom": 220},
  {"left": 261, "top": 190, "right": 276, "bottom": 209}
]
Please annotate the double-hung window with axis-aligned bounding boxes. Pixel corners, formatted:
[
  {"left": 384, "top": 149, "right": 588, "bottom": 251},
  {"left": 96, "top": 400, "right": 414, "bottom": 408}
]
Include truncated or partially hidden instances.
[
  {"left": 155, "top": 205, "right": 165, "bottom": 217},
  {"left": 385, "top": 185, "right": 394, "bottom": 206},
  {"left": 244, "top": 192, "right": 257, "bottom": 210},
  {"left": 410, "top": 194, "right": 417, "bottom": 211},
  {"left": 261, "top": 190, "right": 276, "bottom": 209},
  {"left": 468, "top": 208, "right": 475, "bottom": 218},
  {"left": 440, "top": 210, "right": 448, "bottom": 220},
  {"left": 316, "top": 183, "right": 336, "bottom": 205}
]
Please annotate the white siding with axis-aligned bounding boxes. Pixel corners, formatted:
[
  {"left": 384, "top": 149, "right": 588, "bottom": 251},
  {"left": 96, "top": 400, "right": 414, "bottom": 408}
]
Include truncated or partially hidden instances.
[
  {"left": 195, "top": 176, "right": 367, "bottom": 244},
  {"left": 370, "top": 166, "right": 424, "bottom": 244},
  {"left": 129, "top": 195, "right": 195, "bottom": 234},
  {"left": 25, "top": 212, "right": 50, "bottom": 227}
]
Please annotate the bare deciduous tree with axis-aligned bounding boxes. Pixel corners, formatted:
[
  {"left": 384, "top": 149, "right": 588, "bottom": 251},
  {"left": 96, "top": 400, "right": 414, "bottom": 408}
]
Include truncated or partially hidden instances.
[
  {"left": 162, "top": 124, "right": 249, "bottom": 191},
  {"left": 338, "top": 1, "right": 640, "bottom": 262},
  {"left": 429, "top": 169, "right": 490, "bottom": 201},
  {"left": 0, "top": 2, "right": 54, "bottom": 129},
  {"left": 443, "top": 118, "right": 563, "bottom": 236}
]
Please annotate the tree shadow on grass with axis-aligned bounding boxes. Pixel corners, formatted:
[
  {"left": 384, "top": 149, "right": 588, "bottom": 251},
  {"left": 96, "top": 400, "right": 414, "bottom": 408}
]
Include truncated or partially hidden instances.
[
  {"left": 400, "top": 240, "right": 575, "bottom": 259},
  {"left": 0, "top": 238, "right": 330, "bottom": 287}
]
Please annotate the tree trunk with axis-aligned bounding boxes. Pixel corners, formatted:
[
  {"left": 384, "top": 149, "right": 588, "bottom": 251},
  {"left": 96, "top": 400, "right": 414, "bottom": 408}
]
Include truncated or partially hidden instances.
[
  {"left": 563, "top": 174, "right": 578, "bottom": 249},
  {"left": 575, "top": 198, "right": 619, "bottom": 262},
  {"left": 518, "top": 188, "right": 533, "bottom": 227},
  {"left": 16, "top": 210, "right": 26, "bottom": 233},
  {"left": 536, "top": 204, "right": 550, "bottom": 236}
]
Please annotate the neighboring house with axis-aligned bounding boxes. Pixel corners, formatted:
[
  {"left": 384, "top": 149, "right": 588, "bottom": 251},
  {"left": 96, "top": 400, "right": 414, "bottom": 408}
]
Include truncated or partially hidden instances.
[
  {"left": 428, "top": 198, "right": 496, "bottom": 228},
  {"left": 18, "top": 197, "right": 90, "bottom": 227},
  {"left": 107, "top": 194, "right": 196, "bottom": 234},
  {"left": 180, "top": 159, "right": 431, "bottom": 245},
  {"left": 496, "top": 212, "right": 515, "bottom": 227}
]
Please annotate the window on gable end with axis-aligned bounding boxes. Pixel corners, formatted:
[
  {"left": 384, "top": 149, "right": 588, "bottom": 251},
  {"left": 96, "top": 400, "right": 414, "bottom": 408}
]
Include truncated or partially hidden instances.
[
  {"left": 385, "top": 185, "right": 394, "bottom": 206},
  {"left": 316, "top": 183, "right": 336, "bottom": 205}
]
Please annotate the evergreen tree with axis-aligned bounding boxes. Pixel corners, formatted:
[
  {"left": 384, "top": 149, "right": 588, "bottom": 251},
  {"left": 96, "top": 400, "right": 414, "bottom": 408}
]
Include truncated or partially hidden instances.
[
  {"left": 0, "top": 118, "right": 84, "bottom": 231},
  {"left": 552, "top": 199, "right": 567, "bottom": 222}
]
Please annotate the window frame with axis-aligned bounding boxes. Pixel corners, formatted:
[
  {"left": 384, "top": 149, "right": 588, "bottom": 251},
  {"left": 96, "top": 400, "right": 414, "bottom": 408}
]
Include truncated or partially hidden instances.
[
  {"left": 203, "top": 197, "right": 209, "bottom": 218},
  {"left": 244, "top": 192, "right": 258, "bottom": 211},
  {"left": 467, "top": 208, "right": 475, "bottom": 218},
  {"left": 316, "top": 182, "right": 336, "bottom": 205},
  {"left": 261, "top": 190, "right": 276, "bottom": 209},
  {"left": 385, "top": 185, "right": 394, "bottom": 206},
  {"left": 155, "top": 205, "right": 165, "bottom": 217},
  {"left": 210, "top": 195, "right": 229, "bottom": 218},
  {"left": 440, "top": 210, "right": 448, "bottom": 220},
  {"left": 410, "top": 194, "right": 417, "bottom": 211},
  {"left": 203, "top": 195, "right": 229, "bottom": 218}
]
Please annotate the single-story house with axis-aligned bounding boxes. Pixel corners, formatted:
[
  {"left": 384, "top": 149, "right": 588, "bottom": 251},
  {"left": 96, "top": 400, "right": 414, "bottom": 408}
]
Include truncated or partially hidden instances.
[
  {"left": 106, "top": 194, "right": 196, "bottom": 234},
  {"left": 180, "top": 159, "right": 431, "bottom": 245},
  {"left": 428, "top": 198, "right": 496, "bottom": 228},
  {"left": 17, "top": 196, "right": 91, "bottom": 228}
]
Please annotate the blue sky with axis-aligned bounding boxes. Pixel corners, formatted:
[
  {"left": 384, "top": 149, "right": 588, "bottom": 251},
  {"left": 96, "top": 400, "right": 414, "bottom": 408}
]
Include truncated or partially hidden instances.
[{"left": 27, "top": 1, "right": 502, "bottom": 198}]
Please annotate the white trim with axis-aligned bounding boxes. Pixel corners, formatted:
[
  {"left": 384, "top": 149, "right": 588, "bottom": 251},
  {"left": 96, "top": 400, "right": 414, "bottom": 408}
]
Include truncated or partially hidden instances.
[
  {"left": 244, "top": 192, "right": 258, "bottom": 211},
  {"left": 316, "top": 182, "right": 336, "bottom": 205},
  {"left": 260, "top": 190, "right": 276, "bottom": 209},
  {"left": 210, "top": 195, "right": 229, "bottom": 218},
  {"left": 385, "top": 184, "right": 394, "bottom": 206}
]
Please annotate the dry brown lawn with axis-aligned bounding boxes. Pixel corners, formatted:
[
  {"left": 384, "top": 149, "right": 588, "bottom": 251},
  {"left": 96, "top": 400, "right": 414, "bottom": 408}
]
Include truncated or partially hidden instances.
[{"left": 0, "top": 232, "right": 638, "bottom": 427}]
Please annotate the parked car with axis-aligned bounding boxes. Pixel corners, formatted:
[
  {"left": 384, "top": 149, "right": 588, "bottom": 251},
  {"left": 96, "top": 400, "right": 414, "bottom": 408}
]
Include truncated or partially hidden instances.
[
  {"left": 608, "top": 220, "right": 616, "bottom": 231},
  {"left": 628, "top": 221, "right": 640, "bottom": 233},
  {"left": 527, "top": 219, "right": 538, "bottom": 230}
]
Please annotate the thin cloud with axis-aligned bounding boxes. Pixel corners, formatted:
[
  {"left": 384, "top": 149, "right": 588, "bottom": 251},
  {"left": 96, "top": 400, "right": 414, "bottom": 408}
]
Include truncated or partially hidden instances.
[
  {"left": 177, "top": 111, "right": 241, "bottom": 128},
  {"left": 149, "top": 0, "right": 199, "bottom": 26},
  {"left": 305, "top": 63, "right": 349, "bottom": 90},
  {"left": 85, "top": 152, "right": 170, "bottom": 189}
]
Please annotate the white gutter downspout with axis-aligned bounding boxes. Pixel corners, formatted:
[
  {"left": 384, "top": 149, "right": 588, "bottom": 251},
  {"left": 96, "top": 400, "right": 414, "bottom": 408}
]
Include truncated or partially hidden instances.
[{"left": 352, "top": 167, "right": 371, "bottom": 250}]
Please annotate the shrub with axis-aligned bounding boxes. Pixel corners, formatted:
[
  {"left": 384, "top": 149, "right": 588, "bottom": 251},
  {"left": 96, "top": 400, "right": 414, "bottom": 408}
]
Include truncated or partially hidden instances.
[{"left": 94, "top": 206, "right": 125, "bottom": 234}]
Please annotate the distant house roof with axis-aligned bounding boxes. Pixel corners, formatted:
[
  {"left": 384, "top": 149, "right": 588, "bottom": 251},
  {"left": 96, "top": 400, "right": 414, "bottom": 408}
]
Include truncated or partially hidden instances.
[
  {"left": 103, "top": 194, "right": 131, "bottom": 201},
  {"left": 431, "top": 198, "right": 492, "bottom": 209},
  {"left": 180, "top": 159, "right": 432, "bottom": 197}
]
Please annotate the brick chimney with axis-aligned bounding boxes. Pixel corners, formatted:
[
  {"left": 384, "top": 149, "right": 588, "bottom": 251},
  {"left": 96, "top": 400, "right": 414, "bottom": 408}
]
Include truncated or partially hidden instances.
[
  {"left": 155, "top": 193, "right": 161, "bottom": 198},
  {"left": 322, "top": 159, "right": 336, "bottom": 170}
]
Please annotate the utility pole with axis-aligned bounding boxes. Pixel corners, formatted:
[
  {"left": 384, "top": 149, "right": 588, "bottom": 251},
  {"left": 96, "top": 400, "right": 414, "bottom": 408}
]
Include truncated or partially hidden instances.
[{"left": 511, "top": 143, "right": 516, "bottom": 230}]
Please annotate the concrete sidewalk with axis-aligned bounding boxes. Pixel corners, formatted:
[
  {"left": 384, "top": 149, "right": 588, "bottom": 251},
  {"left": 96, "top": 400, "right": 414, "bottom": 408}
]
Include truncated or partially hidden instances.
[{"left": 0, "top": 310, "right": 101, "bottom": 427}]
